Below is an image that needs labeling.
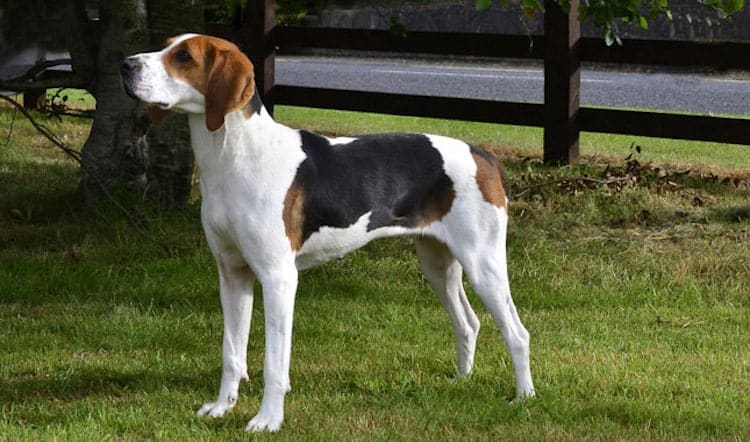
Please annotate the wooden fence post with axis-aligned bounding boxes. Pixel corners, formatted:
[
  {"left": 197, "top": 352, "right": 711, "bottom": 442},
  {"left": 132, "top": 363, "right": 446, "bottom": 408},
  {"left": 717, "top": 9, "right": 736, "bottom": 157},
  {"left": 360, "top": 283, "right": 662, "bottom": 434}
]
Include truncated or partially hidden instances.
[
  {"left": 242, "top": 0, "right": 276, "bottom": 114},
  {"left": 544, "top": 0, "right": 580, "bottom": 164}
]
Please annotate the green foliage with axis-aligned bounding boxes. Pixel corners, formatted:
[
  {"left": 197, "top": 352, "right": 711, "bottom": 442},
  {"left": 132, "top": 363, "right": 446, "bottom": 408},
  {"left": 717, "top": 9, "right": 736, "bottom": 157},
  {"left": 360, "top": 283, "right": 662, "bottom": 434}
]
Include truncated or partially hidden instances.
[
  {"left": 477, "top": 0, "right": 543, "bottom": 15},
  {"left": 204, "top": 0, "right": 243, "bottom": 23},
  {"left": 476, "top": 0, "right": 745, "bottom": 45},
  {"left": 275, "top": 0, "right": 313, "bottom": 25},
  {"left": 702, "top": 0, "right": 746, "bottom": 16}
]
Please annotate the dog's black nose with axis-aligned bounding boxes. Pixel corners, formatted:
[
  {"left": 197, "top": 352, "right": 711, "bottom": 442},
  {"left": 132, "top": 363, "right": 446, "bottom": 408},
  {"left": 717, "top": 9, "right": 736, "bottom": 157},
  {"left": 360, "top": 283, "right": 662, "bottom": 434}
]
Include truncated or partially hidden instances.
[
  {"left": 120, "top": 57, "right": 140, "bottom": 99},
  {"left": 120, "top": 57, "right": 137, "bottom": 75}
]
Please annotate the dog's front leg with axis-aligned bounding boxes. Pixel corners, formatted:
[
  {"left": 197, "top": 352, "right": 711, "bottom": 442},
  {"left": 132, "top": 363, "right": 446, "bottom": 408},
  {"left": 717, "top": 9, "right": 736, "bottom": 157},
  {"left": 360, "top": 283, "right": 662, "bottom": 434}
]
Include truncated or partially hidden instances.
[
  {"left": 198, "top": 262, "right": 255, "bottom": 418},
  {"left": 246, "top": 264, "right": 298, "bottom": 432}
]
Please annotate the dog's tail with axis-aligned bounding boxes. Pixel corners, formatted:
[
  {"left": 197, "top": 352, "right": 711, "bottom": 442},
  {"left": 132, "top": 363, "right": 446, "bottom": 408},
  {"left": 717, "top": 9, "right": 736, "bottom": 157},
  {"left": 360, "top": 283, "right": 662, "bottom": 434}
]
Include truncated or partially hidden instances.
[{"left": 497, "top": 160, "right": 510, "bottom": 203}]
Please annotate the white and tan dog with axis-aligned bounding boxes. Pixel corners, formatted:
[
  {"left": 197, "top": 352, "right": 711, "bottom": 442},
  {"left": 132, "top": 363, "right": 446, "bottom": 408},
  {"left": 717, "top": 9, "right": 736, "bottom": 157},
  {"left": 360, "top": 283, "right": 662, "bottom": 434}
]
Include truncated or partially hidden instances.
[{"left": 121, "top": 34, "right": 534, "bottom": 432}]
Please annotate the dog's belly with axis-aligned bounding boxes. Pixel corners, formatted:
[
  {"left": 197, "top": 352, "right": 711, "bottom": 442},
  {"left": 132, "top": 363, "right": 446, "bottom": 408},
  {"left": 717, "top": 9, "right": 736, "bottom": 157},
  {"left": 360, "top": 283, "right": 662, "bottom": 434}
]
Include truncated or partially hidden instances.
[{"left": 294, "top": 211, "right": 417, "bottom": 270}]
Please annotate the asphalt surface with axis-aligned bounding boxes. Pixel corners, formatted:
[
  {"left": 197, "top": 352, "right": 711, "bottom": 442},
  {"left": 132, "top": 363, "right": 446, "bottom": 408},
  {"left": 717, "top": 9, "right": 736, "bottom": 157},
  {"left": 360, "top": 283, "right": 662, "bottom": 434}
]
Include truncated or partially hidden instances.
[{"left": 276, "top": 55, "right": 750, "bottom": 116}]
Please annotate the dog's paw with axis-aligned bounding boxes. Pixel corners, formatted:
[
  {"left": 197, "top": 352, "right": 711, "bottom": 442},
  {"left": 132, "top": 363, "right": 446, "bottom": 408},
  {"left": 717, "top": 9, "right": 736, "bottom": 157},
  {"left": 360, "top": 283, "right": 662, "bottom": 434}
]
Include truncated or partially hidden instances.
[
  {"left": 510, "top": 388, "right": 536, "bottom": 404},
  {"left": 196, "top": 397, "right": 237, "bottom": 418},
  {"left": 245, "top": 411, "right": 283, "bottom": 432}
]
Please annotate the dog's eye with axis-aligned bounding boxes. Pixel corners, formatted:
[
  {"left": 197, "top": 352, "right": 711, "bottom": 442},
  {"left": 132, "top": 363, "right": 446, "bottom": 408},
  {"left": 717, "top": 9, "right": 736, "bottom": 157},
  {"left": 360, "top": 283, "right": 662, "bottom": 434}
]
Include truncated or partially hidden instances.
[{"left": 175, "top": 49, "right": 192, "bottom": 62}]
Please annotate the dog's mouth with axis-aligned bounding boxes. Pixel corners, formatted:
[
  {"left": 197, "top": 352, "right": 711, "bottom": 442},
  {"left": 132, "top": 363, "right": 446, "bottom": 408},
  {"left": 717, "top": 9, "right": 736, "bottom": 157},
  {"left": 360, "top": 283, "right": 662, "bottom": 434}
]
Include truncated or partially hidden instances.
[
  {"left": 121, "top": 77, "right": 143, "bottom": 101},
  {"left": 121, "top": 79, "right": 170, "bottom": 109},
  {"left": 121, "top": 81, "right": 139, "bottom": 101}
]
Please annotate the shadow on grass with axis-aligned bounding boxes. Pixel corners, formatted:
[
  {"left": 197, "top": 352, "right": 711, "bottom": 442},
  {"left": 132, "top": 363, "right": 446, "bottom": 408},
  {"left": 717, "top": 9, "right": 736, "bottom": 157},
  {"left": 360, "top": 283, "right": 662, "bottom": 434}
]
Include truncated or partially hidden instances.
[
  {"left": 0, "top": 162, "right": 81, "bottom": 224},
  {"left": 0, "top": 365, "right": 211, "bottom": 403},
  {"left": 575, "top": 400, "right": 744, "bottom": 438},
  {"left": 711, "top": 204, "right": 750, "bottom": 223}
]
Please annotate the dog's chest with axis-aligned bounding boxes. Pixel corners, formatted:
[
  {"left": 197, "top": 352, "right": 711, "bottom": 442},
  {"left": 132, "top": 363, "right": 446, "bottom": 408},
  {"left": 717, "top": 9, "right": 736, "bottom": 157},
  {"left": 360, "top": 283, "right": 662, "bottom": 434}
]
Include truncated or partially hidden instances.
[
  {"left": 199, "top": 165, "right": 292, "bottom": 244},
  {"left": 192, "top": 115, "right": 305, "bottom": 244}
]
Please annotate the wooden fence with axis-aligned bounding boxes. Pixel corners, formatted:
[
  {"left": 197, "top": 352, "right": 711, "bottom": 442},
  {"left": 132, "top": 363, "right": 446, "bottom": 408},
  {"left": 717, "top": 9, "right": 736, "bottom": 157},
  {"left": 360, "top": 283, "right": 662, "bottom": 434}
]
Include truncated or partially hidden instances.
[{"left": 214, "top": 0, "right": 750, "bottom": 164}]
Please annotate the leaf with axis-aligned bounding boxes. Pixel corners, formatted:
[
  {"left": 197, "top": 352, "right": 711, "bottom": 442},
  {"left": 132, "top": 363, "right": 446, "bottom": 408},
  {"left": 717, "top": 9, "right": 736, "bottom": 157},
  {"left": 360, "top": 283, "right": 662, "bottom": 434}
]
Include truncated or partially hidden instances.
[
  {"left": 725, "top": 0, "right": 744, "bottom": 14},
  {"left": 475, "top": 0, "right": 492, "bottom": 11},
  {"left": 521, "top": 0, "right": 543, "bottom": 15},
  {"left": 557, "top": 0, "right": 571, "bottom": 14},
  {"left": 389, "top": 16, "right": 407, "bottom": 38},
  {"left": 638, "top": 15, "right": 648, "bottom": 30},
  {"left": 605, "top": 29, "right": 615, "bottom": 46}
]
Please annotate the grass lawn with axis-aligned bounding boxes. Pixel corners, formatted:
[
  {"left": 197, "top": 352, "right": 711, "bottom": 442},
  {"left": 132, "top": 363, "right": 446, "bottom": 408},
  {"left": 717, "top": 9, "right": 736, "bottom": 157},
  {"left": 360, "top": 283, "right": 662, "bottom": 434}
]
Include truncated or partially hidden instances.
[{"left": 1, "top": 100, "right": 749, "bottom": 440}]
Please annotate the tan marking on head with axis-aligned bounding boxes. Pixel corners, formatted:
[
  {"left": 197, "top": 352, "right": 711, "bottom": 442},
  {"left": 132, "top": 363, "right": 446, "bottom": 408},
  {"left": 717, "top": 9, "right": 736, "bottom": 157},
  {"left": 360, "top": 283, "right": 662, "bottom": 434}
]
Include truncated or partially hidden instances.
[
  {"left": 283, "top": 178, "right": 306, "bottom": 251},
  {"left": 472, "top": 151, "right": 507, "bottom": 208},
  {"left": 161, "top": 35, "right": 255, "bottom": 131}
]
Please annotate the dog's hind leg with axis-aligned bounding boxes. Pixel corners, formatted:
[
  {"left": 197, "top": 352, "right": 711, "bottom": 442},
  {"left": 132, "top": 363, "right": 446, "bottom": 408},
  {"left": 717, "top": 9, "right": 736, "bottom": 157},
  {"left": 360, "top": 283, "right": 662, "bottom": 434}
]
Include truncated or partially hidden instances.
[
  {"left": 198, "top": 260, "right": 255, "bottom": 418},
  {"left": 415, "top": 237, "right": 480, "bottom": 377},
  {"left": 459, "top": 243, "right": 535, "bottom": 399}
]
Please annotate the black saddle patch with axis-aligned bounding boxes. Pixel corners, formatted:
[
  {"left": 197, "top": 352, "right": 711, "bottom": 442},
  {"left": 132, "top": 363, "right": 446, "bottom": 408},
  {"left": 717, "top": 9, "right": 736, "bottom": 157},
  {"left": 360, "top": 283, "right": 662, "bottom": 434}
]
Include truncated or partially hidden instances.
[{"left": 290, "top": 131, "right": 455, "bottom": 246}]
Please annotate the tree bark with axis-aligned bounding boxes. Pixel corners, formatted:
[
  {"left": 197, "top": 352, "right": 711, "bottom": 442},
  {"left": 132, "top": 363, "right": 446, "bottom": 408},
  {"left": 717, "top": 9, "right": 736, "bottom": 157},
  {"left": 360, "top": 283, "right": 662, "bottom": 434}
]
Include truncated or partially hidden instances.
[
  {"left": 143, "top": 0, "right": 203, "bottom": 208},
  {"left": 79, "top": 0, "right": 149, "bottom": 203},
  {"left": 61, "top": 0, "right": 98, "bottom": 94}
]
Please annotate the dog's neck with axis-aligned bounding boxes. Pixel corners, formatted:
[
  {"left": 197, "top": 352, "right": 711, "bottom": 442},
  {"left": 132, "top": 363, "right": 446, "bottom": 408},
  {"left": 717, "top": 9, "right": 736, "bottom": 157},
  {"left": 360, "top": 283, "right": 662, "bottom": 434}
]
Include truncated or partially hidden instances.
[
  {"left": 245, "top": 89, "right": 264, "bottom": 117},
  {"left": 187, "top": 90, "right": 287, "bottom": 181}
]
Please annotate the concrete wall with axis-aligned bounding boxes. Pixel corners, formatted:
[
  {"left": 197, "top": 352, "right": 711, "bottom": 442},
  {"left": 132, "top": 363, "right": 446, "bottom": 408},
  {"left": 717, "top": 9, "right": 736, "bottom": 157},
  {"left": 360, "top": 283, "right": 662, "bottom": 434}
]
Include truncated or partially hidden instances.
[{"left": 301, "top": 0, "right": 749, "bottom": 42}]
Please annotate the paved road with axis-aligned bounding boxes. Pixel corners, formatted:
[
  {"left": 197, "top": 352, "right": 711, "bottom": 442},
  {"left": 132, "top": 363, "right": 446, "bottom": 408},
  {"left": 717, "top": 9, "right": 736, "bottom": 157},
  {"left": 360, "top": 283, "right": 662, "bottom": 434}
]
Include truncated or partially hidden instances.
[{"left": 276, "top": 55, "right": 750, "bottom": 116}]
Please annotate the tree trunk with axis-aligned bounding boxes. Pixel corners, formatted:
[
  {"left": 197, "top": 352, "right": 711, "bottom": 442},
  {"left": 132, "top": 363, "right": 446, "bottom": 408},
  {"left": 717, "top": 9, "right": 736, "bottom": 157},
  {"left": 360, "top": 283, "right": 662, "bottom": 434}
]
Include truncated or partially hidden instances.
[
  {"left": 143, "top": 0, "right": 203, "bottom": 208},
  {"left": 61, "top": 0, "right": 97, "bottom": 94},
  {"left": 79, "top": 0, "right": 149, "bottom": 203}
]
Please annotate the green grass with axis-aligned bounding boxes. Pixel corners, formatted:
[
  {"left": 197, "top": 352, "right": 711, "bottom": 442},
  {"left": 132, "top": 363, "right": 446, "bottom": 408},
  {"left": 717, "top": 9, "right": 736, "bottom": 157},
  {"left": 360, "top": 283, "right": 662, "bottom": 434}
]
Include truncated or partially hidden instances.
[
  {"left": 1, "top": 105, "right": 749, "bottom": 440},
  {"left": 46, "top": 88, "right": 97, "bottom": 109}
]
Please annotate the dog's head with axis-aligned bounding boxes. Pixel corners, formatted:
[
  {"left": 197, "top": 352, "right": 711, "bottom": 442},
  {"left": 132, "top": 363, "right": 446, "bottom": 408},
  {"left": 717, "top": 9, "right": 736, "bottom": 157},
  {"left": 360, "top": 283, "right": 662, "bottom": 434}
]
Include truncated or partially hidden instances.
[{"left": 120, "top": 34, "right": 255, "bottom": 131}]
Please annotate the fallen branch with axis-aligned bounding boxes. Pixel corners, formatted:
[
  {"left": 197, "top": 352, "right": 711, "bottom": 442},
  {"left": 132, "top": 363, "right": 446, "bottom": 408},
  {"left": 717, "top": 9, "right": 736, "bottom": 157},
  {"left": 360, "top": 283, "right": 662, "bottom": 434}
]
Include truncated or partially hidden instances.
[
  {"left": 0, "top": 94, "right": 81, "bottom": 162},
  {"left": 514, "top": 176, "right": 631, "bottom": 198}
]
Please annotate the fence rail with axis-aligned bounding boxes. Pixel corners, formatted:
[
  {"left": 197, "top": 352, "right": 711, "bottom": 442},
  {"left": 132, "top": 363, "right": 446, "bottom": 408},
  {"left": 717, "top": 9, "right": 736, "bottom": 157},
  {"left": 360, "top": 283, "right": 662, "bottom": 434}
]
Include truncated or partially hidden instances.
[
  {"left": 580, "top": 108, "right": 750, "bottom": 145},
  {"left": 219, "top": 0, "right": 750, "bottom": 163},
  {"left": 273, "top": 86, "right": 545, "bottom": 127}
]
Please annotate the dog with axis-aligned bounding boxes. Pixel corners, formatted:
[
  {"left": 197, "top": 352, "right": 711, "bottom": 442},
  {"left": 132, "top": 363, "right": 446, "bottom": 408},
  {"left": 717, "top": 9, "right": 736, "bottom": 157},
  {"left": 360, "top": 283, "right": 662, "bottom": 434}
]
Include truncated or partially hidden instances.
[{"left": 120, "top": 34, "right": 535, "bottom": 432}]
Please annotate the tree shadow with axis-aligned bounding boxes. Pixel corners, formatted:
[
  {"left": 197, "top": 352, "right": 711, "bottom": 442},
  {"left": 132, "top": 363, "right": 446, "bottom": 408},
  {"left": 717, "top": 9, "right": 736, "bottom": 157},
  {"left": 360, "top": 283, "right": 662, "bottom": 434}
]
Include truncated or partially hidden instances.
[
  {"left": 710, "top": 204, "right": 750, "bottom": 223},
  {"left": 0, "top": 365, "right": 212, "bottom": 404}
]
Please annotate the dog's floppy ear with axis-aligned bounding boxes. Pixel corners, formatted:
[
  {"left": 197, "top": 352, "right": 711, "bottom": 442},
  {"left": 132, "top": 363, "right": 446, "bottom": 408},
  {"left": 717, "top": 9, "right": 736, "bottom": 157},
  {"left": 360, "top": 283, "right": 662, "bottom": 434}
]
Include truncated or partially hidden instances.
[{"left": 205, "top": 48, "right": 255, "bottom": 132}]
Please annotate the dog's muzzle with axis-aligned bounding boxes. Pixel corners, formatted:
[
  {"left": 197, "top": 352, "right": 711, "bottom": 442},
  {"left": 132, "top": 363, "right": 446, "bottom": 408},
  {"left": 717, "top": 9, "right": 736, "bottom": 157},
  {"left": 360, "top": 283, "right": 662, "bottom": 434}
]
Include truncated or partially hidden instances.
[{"left": 120, "top": 57, "right": 141, "bottom": 100}]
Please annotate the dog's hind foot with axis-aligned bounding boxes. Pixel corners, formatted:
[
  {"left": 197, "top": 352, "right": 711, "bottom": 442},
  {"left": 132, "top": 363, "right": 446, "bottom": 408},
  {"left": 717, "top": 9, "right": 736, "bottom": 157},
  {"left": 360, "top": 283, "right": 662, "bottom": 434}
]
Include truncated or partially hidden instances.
[{"left": 510, "top": 387, "right": 536, "bottom": 404}]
